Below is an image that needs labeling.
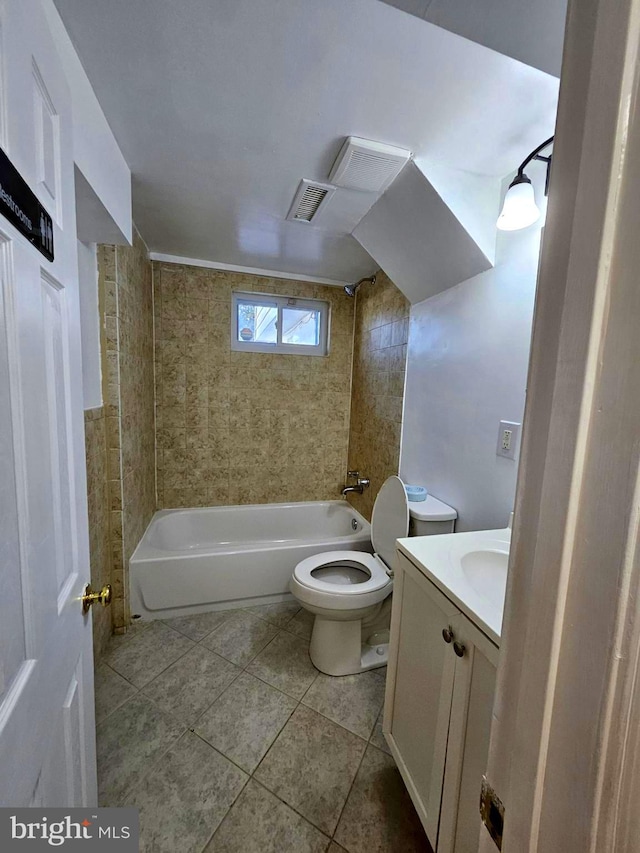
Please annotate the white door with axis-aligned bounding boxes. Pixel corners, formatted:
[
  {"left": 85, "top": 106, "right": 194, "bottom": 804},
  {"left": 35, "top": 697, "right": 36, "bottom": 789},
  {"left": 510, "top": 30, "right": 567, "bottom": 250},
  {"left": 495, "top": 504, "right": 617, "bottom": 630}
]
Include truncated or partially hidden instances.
[
  {"left": 0, "top": 0, "right": 97, "bottom": 806},
  {"left": 384, "top": 552, "right": 460, "bottom": 846}
]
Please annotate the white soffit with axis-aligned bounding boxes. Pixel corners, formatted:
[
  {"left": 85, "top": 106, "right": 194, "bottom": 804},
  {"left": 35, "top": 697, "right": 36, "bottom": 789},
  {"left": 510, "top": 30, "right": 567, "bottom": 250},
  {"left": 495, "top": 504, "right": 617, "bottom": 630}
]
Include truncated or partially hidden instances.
[
  {"left": 53, "top": 0, "right": 559, "bottom": 281},
  {"left": 43, "top": 0, "right": 132, "bottom": 244},
  {"left": 74, "top": 166, "right": 130, "bottom": 246},
  {"left": 353, "top": 161, "right": 495, "bottom": 304},
  {"left": 415, "top": 159, "right": 500, "bottom": 264}
]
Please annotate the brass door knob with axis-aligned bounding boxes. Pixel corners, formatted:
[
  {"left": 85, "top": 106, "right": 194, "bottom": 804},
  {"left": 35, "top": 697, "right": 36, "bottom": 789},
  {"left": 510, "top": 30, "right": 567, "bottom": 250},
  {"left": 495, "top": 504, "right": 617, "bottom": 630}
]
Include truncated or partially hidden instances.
[{"left": 82, "top": 583, "right": 112, "bottom": 614}]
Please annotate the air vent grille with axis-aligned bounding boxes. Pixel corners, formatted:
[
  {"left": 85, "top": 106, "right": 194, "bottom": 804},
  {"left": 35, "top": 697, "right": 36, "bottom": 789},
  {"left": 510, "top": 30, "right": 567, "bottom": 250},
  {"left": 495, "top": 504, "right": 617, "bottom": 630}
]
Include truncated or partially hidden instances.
[
  {"left": 329, "top": 137, "right": 411, "bottom": 192},
  {"left": 286, "top": 179, "right": 336, "bottom": 224},
  {"left": 338, "top": 151, "right": 400, "bottom": 189},
  {"left": 294, "top": 185, "right": 328, "bottom": 221}
]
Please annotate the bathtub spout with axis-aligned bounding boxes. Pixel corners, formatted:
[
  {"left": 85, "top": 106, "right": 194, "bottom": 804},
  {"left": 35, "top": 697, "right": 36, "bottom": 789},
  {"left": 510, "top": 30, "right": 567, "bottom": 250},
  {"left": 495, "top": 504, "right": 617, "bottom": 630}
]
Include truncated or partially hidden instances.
[{"left": 341, "top": 477, "right": 370, "bottom": 496}]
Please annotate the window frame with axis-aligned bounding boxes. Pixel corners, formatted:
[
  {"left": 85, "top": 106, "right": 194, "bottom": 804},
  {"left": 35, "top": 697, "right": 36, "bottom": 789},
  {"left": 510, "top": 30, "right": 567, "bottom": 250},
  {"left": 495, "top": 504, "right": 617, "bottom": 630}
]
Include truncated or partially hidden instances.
[{"left": 231, "top": 290, "right": 330, "bottom": 356}]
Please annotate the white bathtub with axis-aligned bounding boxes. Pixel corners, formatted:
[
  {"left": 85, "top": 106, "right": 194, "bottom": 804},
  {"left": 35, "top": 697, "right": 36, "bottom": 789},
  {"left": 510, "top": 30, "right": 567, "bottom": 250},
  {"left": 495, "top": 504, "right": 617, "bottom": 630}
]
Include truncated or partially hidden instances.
[{"left": 130, "top": 501, "right": 372, "bottom": 620}]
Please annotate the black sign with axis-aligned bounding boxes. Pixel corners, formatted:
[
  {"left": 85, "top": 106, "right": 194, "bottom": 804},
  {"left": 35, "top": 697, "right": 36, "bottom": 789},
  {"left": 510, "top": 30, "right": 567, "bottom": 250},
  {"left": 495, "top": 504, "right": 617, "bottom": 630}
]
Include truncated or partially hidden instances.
[{"left": 0, "top": 147, "right": 54, "bottom": 261}]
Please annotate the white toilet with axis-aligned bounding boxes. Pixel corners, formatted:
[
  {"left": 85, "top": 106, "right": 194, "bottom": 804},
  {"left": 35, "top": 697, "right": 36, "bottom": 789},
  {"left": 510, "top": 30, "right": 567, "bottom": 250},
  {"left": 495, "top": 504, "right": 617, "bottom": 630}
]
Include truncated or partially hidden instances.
[{"left": 290, "top": 476, "right": 457, "bottom": 676}]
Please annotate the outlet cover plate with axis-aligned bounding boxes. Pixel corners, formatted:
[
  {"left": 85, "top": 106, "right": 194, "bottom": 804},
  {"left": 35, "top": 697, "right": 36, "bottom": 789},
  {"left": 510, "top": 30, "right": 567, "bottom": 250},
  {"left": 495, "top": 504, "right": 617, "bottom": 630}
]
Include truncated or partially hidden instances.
[{"left": 496, "top": 420, "right": 520, "bottom": 460}]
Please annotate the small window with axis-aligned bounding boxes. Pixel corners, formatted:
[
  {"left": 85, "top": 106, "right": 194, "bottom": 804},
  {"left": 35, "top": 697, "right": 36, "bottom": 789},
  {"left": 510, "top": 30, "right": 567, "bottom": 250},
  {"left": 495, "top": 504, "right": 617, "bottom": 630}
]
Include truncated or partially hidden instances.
[{"left": 231, "top": 291, "right": 329, "bottom": 356}]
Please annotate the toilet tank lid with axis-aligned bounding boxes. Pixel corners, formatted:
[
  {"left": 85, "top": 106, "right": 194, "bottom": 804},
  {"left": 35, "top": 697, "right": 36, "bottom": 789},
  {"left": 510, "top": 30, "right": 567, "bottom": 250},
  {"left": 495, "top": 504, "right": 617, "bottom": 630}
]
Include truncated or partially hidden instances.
[{"left": 409, "top": 495, "right": 457, "bottom": 522}]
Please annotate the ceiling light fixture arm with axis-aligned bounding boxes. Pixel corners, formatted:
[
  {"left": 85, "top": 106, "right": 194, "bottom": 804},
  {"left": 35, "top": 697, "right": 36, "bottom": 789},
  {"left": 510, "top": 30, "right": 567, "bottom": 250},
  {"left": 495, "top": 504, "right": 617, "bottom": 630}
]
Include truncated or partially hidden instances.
[{"left": 516, "top": 135, "right": 554, "bottom": 194}]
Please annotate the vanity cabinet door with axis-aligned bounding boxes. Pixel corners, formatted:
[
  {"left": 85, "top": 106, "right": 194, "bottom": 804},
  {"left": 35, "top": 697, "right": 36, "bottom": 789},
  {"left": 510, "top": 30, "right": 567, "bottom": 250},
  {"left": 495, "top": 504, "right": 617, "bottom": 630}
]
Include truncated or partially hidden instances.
[
  {"left": 438, "top": 614, "right": 499, "bottom": 853},
  {"left": 384, "top": 552, "right": 461, "bottom": 846}
]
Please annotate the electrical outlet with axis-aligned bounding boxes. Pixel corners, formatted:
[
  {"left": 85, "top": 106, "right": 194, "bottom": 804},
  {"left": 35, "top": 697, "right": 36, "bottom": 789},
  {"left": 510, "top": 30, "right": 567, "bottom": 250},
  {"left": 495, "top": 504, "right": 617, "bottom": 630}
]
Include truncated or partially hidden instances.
[{"left": 496, "top": 420, "right": 520, "bottom": 460}]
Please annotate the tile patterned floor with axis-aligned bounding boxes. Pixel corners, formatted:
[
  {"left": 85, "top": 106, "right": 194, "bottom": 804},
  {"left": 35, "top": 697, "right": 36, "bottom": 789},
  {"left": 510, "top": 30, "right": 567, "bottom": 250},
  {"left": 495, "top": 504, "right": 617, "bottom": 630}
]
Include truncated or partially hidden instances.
[{"left": 96, "top": 602, "right": 432, "bottom": 853}]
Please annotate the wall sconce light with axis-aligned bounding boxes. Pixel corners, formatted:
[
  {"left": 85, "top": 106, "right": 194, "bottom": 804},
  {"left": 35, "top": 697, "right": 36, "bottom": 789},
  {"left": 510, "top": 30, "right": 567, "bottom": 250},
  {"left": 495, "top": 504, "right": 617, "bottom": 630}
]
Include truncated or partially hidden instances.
[{"left": 497, "top": 136, "right": 554, "bottom": 231}]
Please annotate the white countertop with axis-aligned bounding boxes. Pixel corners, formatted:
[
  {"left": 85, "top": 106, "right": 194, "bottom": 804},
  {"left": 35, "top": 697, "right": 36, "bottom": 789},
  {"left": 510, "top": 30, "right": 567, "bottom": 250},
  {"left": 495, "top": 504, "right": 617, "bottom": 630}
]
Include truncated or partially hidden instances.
[{"left": 396, "top": 527, "right": 511, "bottom": 646}]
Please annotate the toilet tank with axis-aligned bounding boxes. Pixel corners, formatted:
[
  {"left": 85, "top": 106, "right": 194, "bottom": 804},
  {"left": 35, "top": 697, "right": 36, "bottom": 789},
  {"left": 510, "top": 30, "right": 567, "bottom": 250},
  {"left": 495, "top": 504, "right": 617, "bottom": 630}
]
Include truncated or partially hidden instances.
[{"left": 408, "top": 495, "right": 457, "bottom": 536}]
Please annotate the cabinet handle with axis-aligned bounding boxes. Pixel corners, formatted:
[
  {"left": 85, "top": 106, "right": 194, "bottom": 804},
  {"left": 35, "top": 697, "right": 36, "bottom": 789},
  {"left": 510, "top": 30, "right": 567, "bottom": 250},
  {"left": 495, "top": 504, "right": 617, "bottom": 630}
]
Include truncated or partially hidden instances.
[
  {"left": 453, "top": 641, "right": 466, "bottom": 658},
  {"left": 442, "top": 626, "right": 454, "bottom": 644}
]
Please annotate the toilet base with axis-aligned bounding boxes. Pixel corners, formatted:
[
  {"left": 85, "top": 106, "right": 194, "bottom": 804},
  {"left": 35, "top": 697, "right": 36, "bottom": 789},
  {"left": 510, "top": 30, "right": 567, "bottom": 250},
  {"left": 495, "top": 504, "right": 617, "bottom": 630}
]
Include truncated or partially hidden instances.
[{"left": 309, "top": 613, "right": 390, "bottom": 676}]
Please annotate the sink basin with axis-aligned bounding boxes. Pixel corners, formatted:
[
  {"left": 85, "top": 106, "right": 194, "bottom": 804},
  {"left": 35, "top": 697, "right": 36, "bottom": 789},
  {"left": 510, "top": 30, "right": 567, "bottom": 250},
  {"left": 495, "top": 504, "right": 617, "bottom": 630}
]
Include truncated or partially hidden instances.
[
  {"left": 398, "top": 526, "right": 511, "bottom": 643},
  {"left": 460, "top": 546, "right": 509, "bottom": 607}
]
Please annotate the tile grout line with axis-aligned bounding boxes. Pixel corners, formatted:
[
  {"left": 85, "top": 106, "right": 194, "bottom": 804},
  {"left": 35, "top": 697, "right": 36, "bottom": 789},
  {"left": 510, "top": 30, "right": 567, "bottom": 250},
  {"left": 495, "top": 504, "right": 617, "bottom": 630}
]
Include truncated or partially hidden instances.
[
  {"left": 97, "top": 660, "right": 140, "bottom": 692},
  {"left": 194, "top": 611, "right": 321, "bottom": 851},
  {"left": 95, "top": 691, "right": 139, "bottom": 727},
  {"left": 99, "top": 637, "right": 287, "bottom": 806},
  {"left": 104, "top": 619, "right": 304, "bottom": 735},
  {"left": 330, "top": 743, "right": 369, "bottom": 846},
  {"left": 157, "top": 664, "right": 245, "bottom": 732},
  {"left": 245, "top": 702, "right": 382, "bottom": 847},
  {"left": 115, "top": 724, "right": 190, "bottom": 807},
  {"left": 201, "top": 775, "right": 333, "bottom": 853},
  {"left": 104, "top": 617, "right": 382, "bottom": 741},
  {"left": 113, "top": 610, "right": 315, "bottom": 685},
  {"left": 239, "top": 631, "right": 388, "bottom": 846},
  {"left": 98, "top": 611, "right": 389, "bottom": 853},
  {"left": 241, "top": 652, "right": 383, "bottom": 844},
  {"left": 117, "top": 608, "right": 292, "bottom": 701},
  {"left": 204, "top": 677, "right": 331, "bottom": 850},
  {"left": 142, "top": 621, "right": 314, "bottom": 749},
  {"left": 104, "top": 711, "right": 377, "bottom": 851},
  {"left": 201, "top": 616, "right": 332, "bottom": 844}
]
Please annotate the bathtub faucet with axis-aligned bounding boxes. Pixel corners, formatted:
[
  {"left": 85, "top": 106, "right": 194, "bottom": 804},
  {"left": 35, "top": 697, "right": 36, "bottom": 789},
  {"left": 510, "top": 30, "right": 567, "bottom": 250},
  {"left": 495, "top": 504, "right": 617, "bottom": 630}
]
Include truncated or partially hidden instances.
[{"left": 341, "top": 471, "right": 370, "bottom": 495}]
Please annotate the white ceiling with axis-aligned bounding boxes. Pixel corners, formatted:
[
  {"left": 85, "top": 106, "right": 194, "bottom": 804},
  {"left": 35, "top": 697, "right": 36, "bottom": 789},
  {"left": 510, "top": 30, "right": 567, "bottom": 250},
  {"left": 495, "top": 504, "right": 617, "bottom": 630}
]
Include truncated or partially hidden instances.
[
  {"left": 54, "top": 0, "right": 559, "bottom": 283},
  {"left": 378, "top": 0, "right": 567, "bottom": 77}
]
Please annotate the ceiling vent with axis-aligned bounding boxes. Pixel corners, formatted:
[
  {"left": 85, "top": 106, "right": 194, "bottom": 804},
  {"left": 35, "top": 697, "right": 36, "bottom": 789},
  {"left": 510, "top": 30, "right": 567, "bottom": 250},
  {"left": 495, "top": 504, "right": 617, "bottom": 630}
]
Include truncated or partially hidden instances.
[
  {"left": 286, "top": 179, "right": 336, "bottom": 223},
  {"left": 329, "top": 137, "right": 412, "bottom": 193}
]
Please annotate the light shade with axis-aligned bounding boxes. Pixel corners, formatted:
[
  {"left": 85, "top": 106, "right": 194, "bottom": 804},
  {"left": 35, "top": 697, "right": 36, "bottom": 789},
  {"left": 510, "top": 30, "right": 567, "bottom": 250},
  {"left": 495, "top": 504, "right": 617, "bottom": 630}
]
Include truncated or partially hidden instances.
[{"left": 496, "top": 178, "right": 541, "bottom": 231}]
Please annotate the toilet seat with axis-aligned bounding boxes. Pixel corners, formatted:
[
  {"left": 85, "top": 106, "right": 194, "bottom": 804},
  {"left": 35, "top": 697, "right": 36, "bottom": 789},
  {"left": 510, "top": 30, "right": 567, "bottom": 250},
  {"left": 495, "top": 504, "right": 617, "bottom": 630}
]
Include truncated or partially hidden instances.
[
  {"left": 291, "top": 477, "right": 408, "bottom": 615},
  {"left": 293, "top": 550, "right": 389, "bottom": 596}
]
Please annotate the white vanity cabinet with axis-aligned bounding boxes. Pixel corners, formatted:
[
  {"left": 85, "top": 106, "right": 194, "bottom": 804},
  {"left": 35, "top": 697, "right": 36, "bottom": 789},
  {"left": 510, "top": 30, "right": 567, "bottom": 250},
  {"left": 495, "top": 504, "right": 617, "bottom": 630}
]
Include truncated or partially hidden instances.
[{"left": 383, "top": 550, "right": 499, "bottom": 853}]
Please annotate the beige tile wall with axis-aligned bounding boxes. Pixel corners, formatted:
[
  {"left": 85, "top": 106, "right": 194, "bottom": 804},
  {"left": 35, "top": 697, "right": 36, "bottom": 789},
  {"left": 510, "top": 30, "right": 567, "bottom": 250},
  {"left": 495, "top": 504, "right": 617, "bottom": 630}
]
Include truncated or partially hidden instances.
[
  {"left": 347, "top": 270, "right": 410, "bottom": 520},
  {"left": 99, "top": 228, "right": 155, "bottom": 631},
  {"left": 85, "top": 245, "right": 407, "bottom": 637},
  {"left": 83, "top": 406, "right": 112, "bottom": 658},
  {"left": 153, "top": 263, "right": 355, "bottom": 508}
]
